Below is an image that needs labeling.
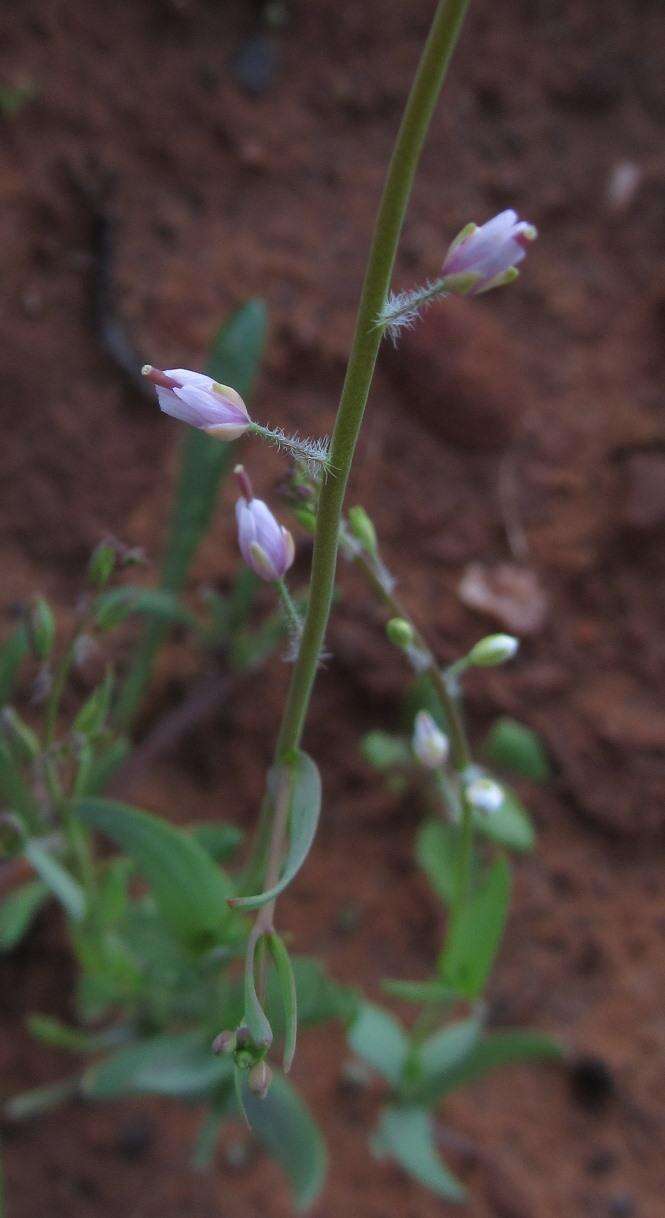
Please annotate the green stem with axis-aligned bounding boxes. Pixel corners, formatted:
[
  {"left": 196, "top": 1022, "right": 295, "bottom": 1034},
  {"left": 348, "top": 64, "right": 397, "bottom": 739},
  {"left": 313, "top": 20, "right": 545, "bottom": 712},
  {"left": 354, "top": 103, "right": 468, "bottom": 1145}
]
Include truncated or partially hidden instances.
[
  {"left": 354, "top": 548, "right": 472, "bottom": 770},
  {"left": 275, "top": 0, "right": 470, "bottom": 759},
  {"left": 276, "top": 579, "right": 302, "bottom": 646},
  {"left": 453, "top": 789, "right": 474, "bottom": 917}
]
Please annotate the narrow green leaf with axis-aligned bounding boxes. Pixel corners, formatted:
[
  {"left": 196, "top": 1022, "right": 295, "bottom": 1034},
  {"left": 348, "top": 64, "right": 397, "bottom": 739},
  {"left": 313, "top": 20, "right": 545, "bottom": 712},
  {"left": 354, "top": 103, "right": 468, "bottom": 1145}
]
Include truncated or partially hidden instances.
[
  {"left": 0, "top": 624, "right": 29, "bottom": 705},
  {"left": 78, "top": 737, "right": 130, "bottom": 797},
  {"left": 230, "top": 751, "right": 321, "bottom": 911},
  {"left": 423, "top": 1029, "right": 564, "bottom": 1096},
  {"left": 348, "top": 1003, "right": 409, "bottom": 1087},
  {"left": 24, "top": 842, "right": 85, "bottom": 922},
  {"left": 75, "top": 797, "right": 233, "bottom": 947},
  {"left": 268, "top": 932, "right": 298, "bottom": 1071},
  {"left": 27, "top": 1014, "right": 105, "bottom": 1054},
  {"left": 190, "top": 822, "right": 244, "bottom": 862},
  {"left": 241, "top": 1071, "right": 326, "bottom": 1211},
  {"left": 5, "top": 1077, "right": 80, "bottom": 1121},
  {"left": 483, "top": 716, "right": 551, "bottom": 782},
  {"left": 374, "top": 1106, "right": 465, "bottom": 1202},
  {"left": 415, "top": 819, "right": 459, "bottom": 905},
  {"left": 0, "top": 880, "right": 48, "bottom": 951},
  {"left": 82, "top": 1032, "right": 233, "bottom": 1099},
  {"left": 94, "top": 587, "right": 196, "bottom": 632},
  {"left": 244, "top": 932, "right": 273, "bottom": 1049},
  {"left": 382, "top": 978, "right": 457, "bottom": 1006},
  {"left": 0, "top": 739, "right": 41, "bottom": 830},
  {"left": 410, "top": 1013, "right": 484, "bottom": 1104},
  {"left": 440, "top": 856, "right": 511, "bottom": 998}
]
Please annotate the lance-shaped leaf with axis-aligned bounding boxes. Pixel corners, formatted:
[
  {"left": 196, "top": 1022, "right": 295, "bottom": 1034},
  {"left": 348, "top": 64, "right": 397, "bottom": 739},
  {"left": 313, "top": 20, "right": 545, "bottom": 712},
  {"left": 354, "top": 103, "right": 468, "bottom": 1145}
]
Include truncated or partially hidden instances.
[
  {"left": 348, "top": 1002, "right": 409, "bottom": 1087},
  {"left": 0, "top": 623, "right": 29, "bottom": 705},
  {"left": 373, "top": 1105, "right": 465, "bottom": 1202},
  {"left": 75, "top": 797, "right": 233, "bottom": 948},
  {"left": 94, "top": 587, "right": 197, "bottom": 632},
  {"left": 409, "top": 1011, "right": 484, "bottom": 1105},
  {"left": 0, "top": 880, "right": 48, "bottom": 952},
  {"left": 240, "top": 1071, "right": 326, "bottom": 1211},
  {"left": 439, "top": 855, "right": 511, "bottom": 998},
  {"left": 244, "top": 930, "right": 273, "bottom": 1049},
  {"left": 230, "top": 751, "right": 321, "bottom": 911},
  {"left": 24, "top": 842, "right": 85, "bottom": 923},
  {"left": 268, "top": 931, "right": 297, "bottom": 1071},
  {"left": 82, "top": 1032, "right": 233, "bottom": 1099},
  {"left": 483, "top": 716, "right": 551, "bottom": 782},
  {"left": 426, "top": 1028, "right": 564, "bottom": 1097}
]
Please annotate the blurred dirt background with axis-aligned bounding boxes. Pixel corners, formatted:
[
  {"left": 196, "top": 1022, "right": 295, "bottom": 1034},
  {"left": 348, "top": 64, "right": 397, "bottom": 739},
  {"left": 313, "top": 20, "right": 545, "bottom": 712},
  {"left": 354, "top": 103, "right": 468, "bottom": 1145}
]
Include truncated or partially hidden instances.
[{"left": 1, "top": 0, "right": 664, "bottom": 1215}]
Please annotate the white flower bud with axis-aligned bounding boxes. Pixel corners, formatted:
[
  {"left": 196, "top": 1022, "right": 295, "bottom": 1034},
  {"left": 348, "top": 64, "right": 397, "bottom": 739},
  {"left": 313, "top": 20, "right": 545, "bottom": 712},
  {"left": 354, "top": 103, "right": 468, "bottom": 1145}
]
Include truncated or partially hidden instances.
[
  {"left": 467, "top": 634, "right": 519, "bottom": 667},
  {"left": 465, "top": 776, "right": 504, "bottom": 813},
  {"left": 412, "top": 710, "right": 449, "bottom": 770}
]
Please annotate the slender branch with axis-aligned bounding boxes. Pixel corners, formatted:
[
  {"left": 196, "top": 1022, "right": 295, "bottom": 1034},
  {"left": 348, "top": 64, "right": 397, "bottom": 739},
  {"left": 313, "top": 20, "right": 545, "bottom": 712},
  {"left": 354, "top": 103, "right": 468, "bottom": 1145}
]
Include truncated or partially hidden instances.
[{"left": 353, "top": 548, "right": 472, "bottom": 770}]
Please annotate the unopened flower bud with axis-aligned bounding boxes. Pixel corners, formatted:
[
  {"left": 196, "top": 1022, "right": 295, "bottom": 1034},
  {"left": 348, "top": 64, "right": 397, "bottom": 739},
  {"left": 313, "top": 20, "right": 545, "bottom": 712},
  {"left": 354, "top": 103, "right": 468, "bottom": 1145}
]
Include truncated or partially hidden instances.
[
  {"left": 28, "top": 596, "right": 55, "bottom": 661},
  {"left": 467, "top": 633, "right": 519, "bottom": 667},
  {"left": 88, "top": 542, "right": 116, "bottom": 589},
  {"left": 465, "top": 775, "right": 504, "bottom": 813},
  {"left": 386, "top": 618, "right": 414, "bottom": 650},
  {"left": 412, "top": 710, "right": 449, "bottom": 770},
  {"left": 248, "top": 1060, "right": 272, "bottom": 1099},
  {"left": 442, "top": 210, "right": 537, "bottom": 296},
  {"left": 143, "top": 365, "right": 251, "bottom": 440},
  {"left": 235, "top": 467, "right": 295, "bottom": 582},
  {"left": 347, "top": 506, "right": 378, "bottom": 556},
  {"left": 212, "top": 1030, "right": 236, "bottom": 1056}
]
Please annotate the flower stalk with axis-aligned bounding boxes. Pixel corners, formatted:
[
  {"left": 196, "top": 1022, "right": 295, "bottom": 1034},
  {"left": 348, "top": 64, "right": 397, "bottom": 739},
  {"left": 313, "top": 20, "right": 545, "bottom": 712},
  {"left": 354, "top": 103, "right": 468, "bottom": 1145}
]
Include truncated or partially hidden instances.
[{"left": 273, "top": 0, "right": 471, "bottom": 763}]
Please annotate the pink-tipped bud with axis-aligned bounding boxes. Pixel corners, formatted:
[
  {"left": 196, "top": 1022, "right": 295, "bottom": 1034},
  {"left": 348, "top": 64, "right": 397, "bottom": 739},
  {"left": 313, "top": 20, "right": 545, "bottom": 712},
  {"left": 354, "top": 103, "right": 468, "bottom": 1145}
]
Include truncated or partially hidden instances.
[
  {"left": 412, "top": 710, "right": 449, "bottom": 770},
  {"left": 235, "top": 470, "right": 295, "bottom": 582},
  {"left": 248, "top": 1060, "right": 272, "bottom": 1100},
  {"left": 442, "top": 210, "right": 537, "bottom": 295},
  {"left": 142, "top": 365, "right": 251, "bottom": 440}
]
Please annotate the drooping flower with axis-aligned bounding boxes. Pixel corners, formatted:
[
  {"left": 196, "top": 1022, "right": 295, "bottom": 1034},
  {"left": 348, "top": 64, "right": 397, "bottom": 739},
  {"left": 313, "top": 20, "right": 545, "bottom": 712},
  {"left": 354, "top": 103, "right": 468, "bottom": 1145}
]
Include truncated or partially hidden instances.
[
  {"left": 442, "top": 210, "right": 537, "bottom": 295},
  {"left": 235, "top": 466, "right": 295, "bottom": 582},
  {"left": 142, "top": 365, "right": 251, "bottom": 440},
  {"left": 412, "top": 710, "right": 449, "bottom": 770}
]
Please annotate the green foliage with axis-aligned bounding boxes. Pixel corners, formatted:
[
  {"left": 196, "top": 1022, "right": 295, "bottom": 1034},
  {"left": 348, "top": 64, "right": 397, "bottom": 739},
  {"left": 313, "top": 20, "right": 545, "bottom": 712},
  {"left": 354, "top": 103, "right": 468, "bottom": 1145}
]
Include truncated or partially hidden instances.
[
  {"left": 348, "top": 1003, "right": 409, "bottom": 1087},
  {"left": 23, "top": 842, "right": 86, "bottom": 922},
  {"left": 0, "top": 624, "right": 29, "bottom": 705},
  {"left": 0, "top": 881, "right": 48, "bottom": 952},
  {"left": 373, "top": 1106, "right": 465, "bottom": 1202},
  {"left": 231, "top": 751, "right": 321, "bottom": 911},
  {"left": 439, "top": 856, "right": 511, "bottom": 998},
  {"left": 483, "top": 716, "right": 551, "bottom": 781},
  {"left": 241, "top": 1071, "right": 327, "bottom": 1211},
  {"left": 268, "top": 931, "right": 298, "bottom": 1071},
  {"left": 75, "top": 798, "right": 234, "bottom": 948},
  {"left": 83, "top": 1033, "right": 234, "bottom": 1099}
]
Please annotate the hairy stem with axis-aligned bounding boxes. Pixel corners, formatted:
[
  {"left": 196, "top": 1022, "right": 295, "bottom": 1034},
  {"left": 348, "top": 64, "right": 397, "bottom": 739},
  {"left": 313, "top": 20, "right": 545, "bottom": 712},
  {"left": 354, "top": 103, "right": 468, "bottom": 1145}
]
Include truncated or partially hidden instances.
[{"left": 275, "top": 0, "right": 470, "bottom": 759}]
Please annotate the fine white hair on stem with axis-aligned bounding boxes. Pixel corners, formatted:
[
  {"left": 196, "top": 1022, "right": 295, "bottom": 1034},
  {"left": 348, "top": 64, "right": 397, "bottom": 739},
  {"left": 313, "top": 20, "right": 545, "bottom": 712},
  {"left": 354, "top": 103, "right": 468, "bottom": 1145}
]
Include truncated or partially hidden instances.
[
  {"left": 376, "top": 279, "right": 451, "bottom": 344},
  {"left": 251, "top": 423, "right": 331, "bottom": 478}
]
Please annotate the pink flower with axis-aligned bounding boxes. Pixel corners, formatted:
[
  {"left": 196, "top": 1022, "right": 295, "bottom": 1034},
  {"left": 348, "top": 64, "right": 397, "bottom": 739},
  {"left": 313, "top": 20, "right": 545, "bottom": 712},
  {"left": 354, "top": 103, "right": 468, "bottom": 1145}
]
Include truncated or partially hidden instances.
[
  {"left": 442, "top": 210, "right": 537, "bottom": 294},
  {"left": 235, "top": 466, "right": 295, "bottom": 582},
  {"left": 142, "top": 366, "right": 251, "bottom": 440}
]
